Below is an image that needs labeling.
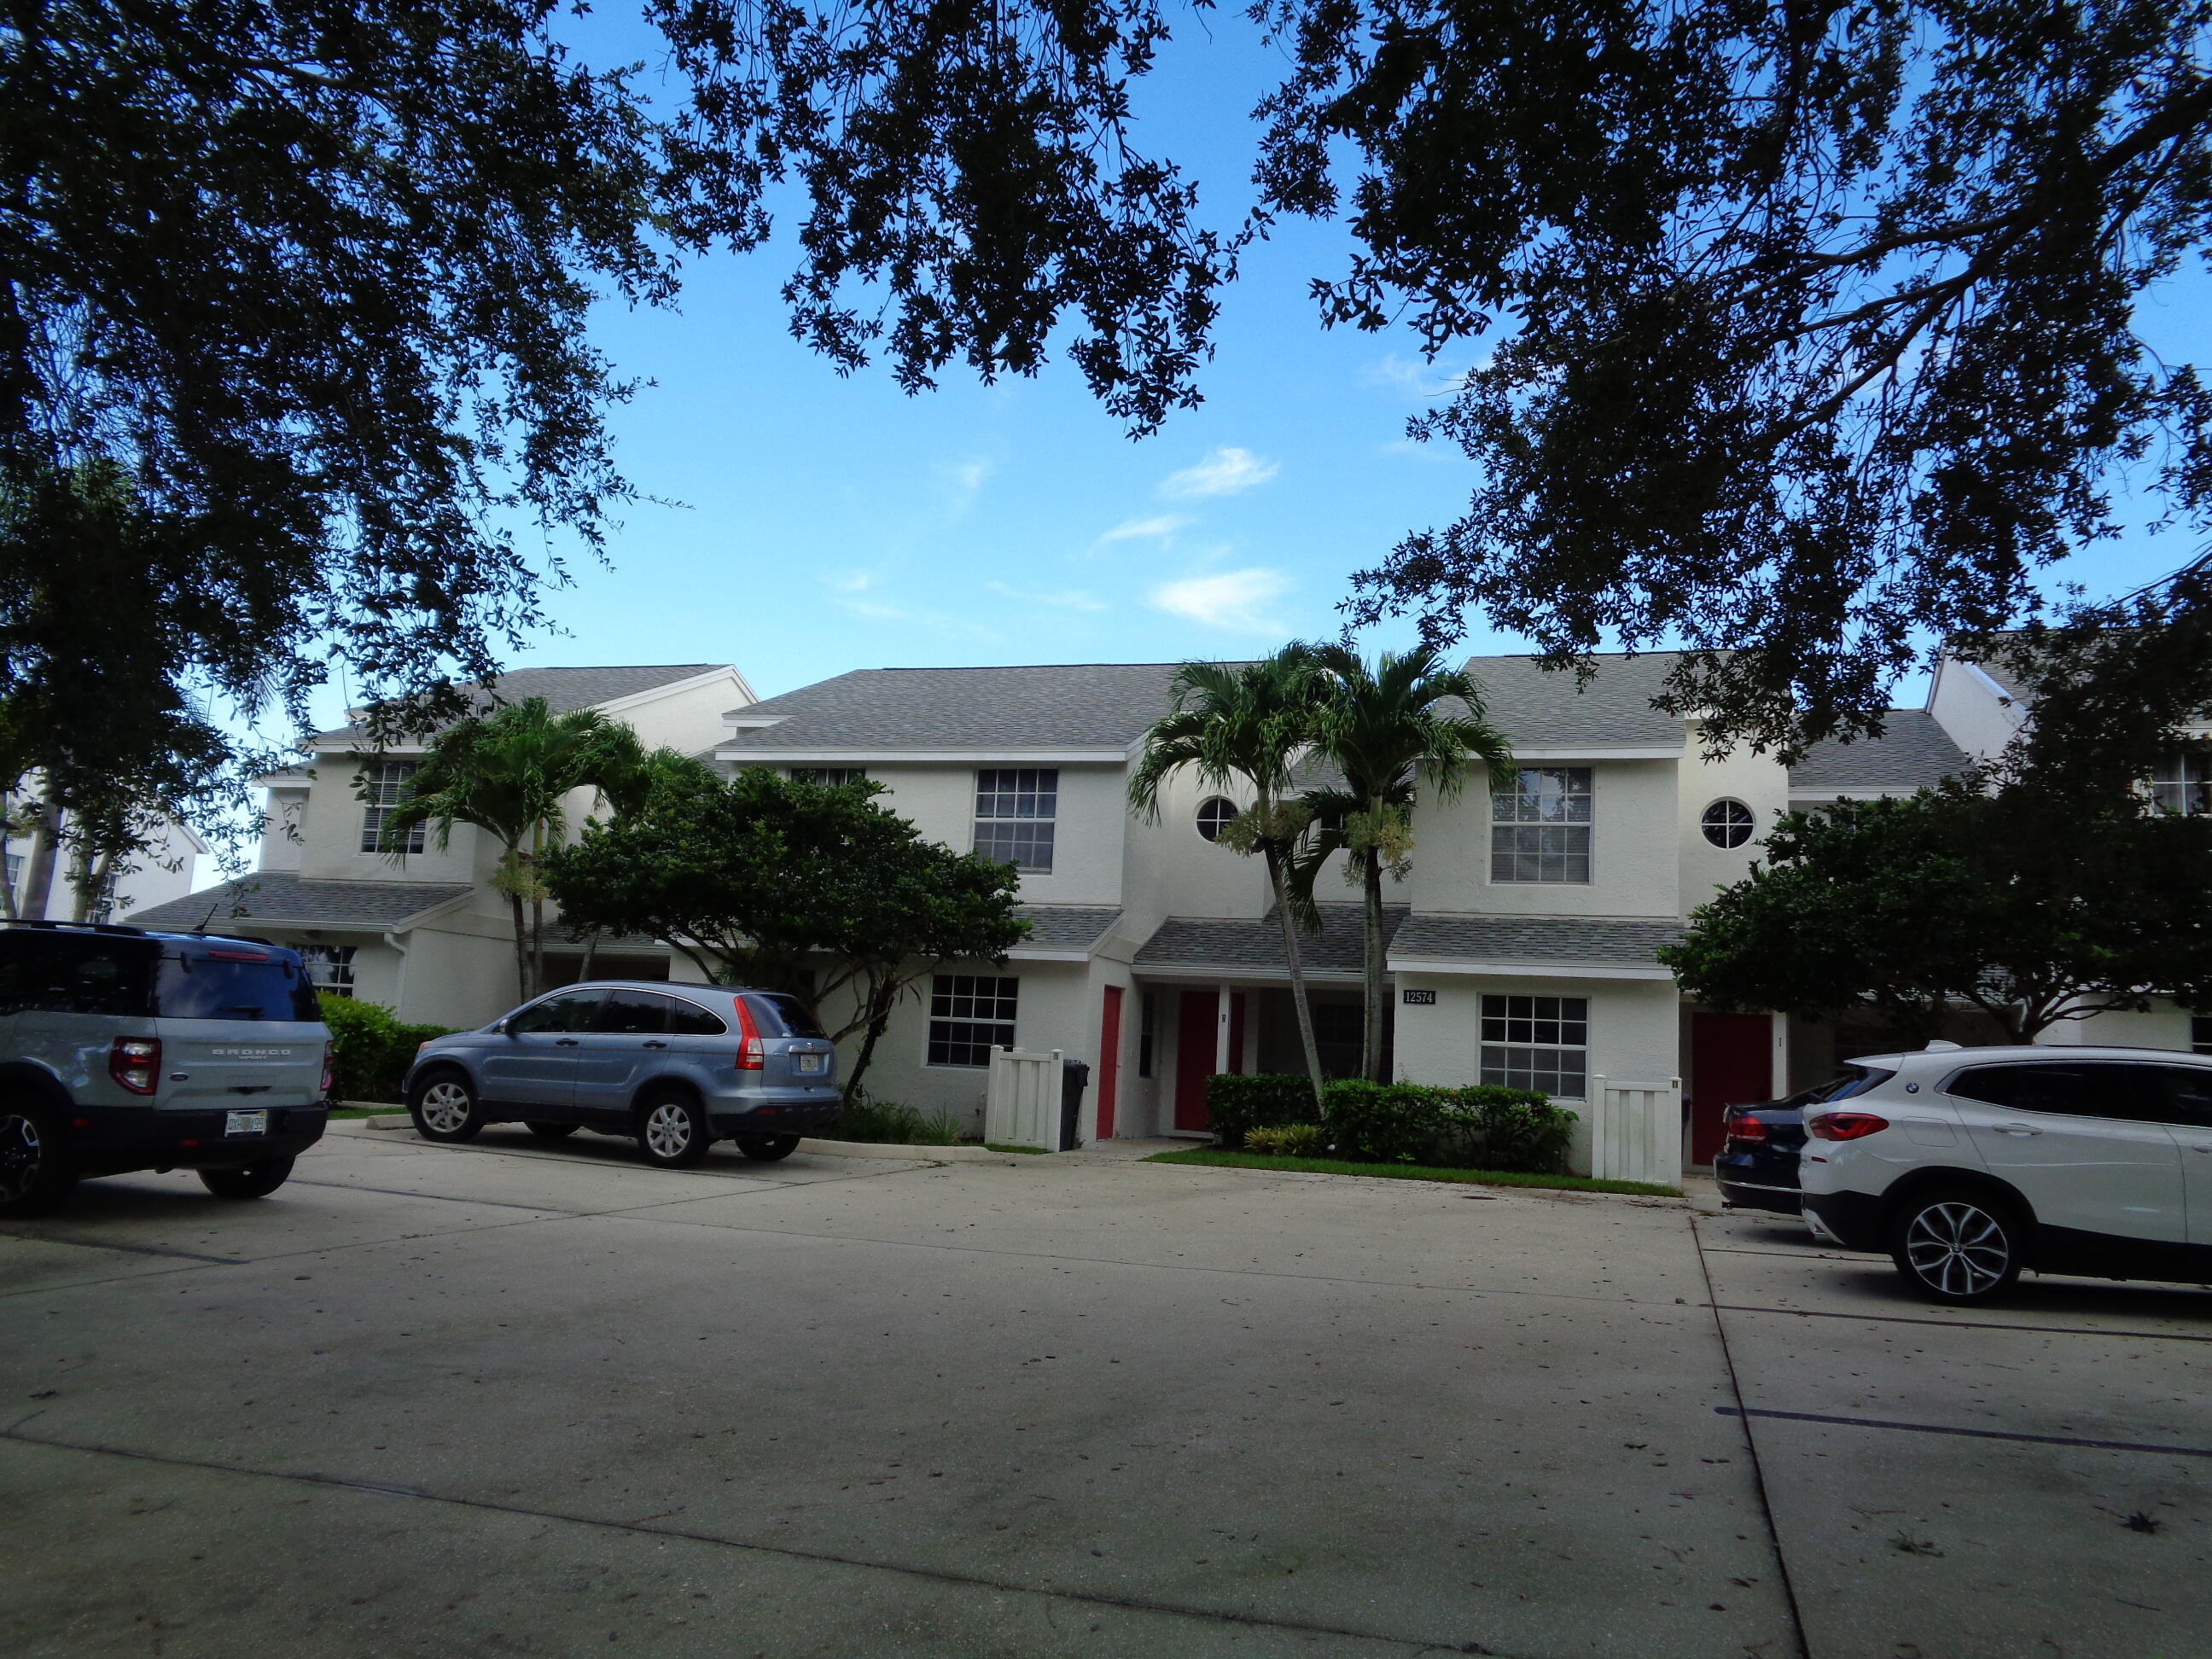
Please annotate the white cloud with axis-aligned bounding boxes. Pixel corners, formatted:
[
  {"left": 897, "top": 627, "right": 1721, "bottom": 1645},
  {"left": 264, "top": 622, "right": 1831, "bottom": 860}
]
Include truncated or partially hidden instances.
[
  {"left": 1095, "top": 513, "right": 1190, "bottom": 545},
  {"left": 936, "top": 456, "right": 995, "bottom": 514},
  {"left": 824, "top": 569, "right": 877, "bottom": 593},
  {"left": 1159, "top": 447, "right": 1279, "bottom": 500},
  {"left": 1362, "top": 352, "right": 1479, "bottom": 399},
  {"left": 986, "top": 580, "right": 1109, "bottom": 613},
  {"left": 1150, "top": 567, "right": 1294, "bottom": 632}
]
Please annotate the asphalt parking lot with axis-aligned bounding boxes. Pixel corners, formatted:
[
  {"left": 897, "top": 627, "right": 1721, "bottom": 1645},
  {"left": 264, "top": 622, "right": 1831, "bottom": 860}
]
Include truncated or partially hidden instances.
[{"left": 2, "top": 1125, "right": 2207, "bottom": 1659}]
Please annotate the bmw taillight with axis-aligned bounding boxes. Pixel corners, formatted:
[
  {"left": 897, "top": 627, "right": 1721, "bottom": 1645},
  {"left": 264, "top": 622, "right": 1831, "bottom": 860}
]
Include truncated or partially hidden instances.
[
  {"left": 110, "top": 1037, "right": 160, "bottom": 1096},
  {"left": 1806, "top": 1110, "right": 1890, "bottom": 1142},
  {"left": 733, "top": 996, "right": 765, "bottom": 1071},
  {"left": 1725, "top": 1112, "right": 1767, "bottom": 1145},
  {"left": 320, "top": 1039, "right": 335, "bottom": 1097}
]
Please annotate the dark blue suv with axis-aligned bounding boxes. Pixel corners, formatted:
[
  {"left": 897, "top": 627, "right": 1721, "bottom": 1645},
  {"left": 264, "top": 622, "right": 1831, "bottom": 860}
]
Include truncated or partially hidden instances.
[{"left": 403, "top": 981, "right": 840, "bottom": 1167}]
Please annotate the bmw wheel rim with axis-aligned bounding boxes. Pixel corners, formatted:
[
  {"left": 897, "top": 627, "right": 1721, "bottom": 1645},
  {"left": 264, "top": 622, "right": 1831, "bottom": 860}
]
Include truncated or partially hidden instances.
[
  {"left": 0, "top": 1114, "right": 41, "bottom": 1202},
  {"left": 1904, "top": 1201, "right": 2009, "bottom": 1296},
  {"left": 420, "top": 1082, "right": 473, "bottom": 1135},
  {"left": 645, "top": 1103, "right": 691, "bottom": 1158}
]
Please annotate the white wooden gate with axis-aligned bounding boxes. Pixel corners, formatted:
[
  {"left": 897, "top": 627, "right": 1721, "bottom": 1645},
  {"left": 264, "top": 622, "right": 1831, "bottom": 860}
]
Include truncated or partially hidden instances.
[
  {"left": 1585, "top": 1075, "right": 1683, "bottom": 1186},
  {"left": 985, "top": 1046, "right": 1062, "bottom": 1150}
]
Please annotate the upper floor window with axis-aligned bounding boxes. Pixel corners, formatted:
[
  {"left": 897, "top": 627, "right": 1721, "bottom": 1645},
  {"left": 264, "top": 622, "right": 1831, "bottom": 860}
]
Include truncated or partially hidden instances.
[
  {"left": 974, "top": 768, "right": 1057, "bottom": 873},
  {"left": 1195, "top": 796, "right": 1239, "bottom": 842},
  {"left": 790, "top": 767, "right": 868, "bottom": 787},
  {"left": 359, "top": 762, "right": 425, "bottom": 854},
  {"left": 1701, "top": 798, "right": 1755, "bottom": 848},
  {"left": 1492, "top": 767, "right": 1592, "bottom": 883},
  {"left": 2152, "top": 752, "right": 2209, "bottom": 817}
]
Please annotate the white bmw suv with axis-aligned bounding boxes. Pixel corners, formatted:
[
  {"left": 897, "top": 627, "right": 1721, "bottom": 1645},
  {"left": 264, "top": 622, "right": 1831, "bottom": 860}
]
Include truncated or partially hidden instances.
[{"left": 1798, "top": 1044, "right": 2212, "bottom": 1304}]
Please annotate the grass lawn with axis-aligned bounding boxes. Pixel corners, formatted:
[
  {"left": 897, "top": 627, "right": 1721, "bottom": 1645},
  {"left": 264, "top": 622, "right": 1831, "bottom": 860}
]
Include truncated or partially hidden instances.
[
  {"left": 329, "top": 1106, "right": 403, "bottom": 1120},
  {"left": 1145, "top": 1147, "right": 1679, "bottom": 1197},
  {"left": 982, "top": 1142, "right": 1052, "bottom": 1155}
]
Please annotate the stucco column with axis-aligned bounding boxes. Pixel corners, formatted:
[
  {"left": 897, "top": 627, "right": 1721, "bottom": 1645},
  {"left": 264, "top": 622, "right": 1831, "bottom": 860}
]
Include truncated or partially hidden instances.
[{"left": 1215, "top": 983, "right": 1233, "bottom": 1075}]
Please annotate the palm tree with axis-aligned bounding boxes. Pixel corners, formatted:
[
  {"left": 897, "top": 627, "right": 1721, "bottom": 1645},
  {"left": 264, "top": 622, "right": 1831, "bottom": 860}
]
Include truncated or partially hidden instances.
[
  {"left": 1295, "top": 644, "right": 1515, "bottom": 1083},
  {"left": 1128, "top": 650, "right": 1330, "bottom": 1101},
  {"left": 379, "top": 697, "right": 649, "bottom": 999}
]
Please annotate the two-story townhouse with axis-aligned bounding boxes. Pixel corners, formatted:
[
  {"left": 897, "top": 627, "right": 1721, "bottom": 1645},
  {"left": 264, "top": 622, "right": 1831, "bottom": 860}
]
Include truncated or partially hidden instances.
[
  {"left": 127, "top": 664, "right": 756, "bottom": 1025},
  {"left": 713, "top": 653, "right": 1971, "bottom": 1179},
  {"left": 1924, "top": 643, "right": 2212, "bottom": 1058},
  {"left": 1, "top": 795, "right": 206, "bottom": 921}
]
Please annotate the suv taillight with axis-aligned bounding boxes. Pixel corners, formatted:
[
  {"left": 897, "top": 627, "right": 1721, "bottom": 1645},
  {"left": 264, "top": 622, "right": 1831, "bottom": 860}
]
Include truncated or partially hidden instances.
[
  {"left": 320, "top": 1039, "right": 335, "bottom": 1097},
  {"left": 733, "top": 996, "right": 765, "bottom": 1071},
  {"left": 1807, "top": 1110, "right": 1890, "bottom": 1141},
  {"left": 1725, "top": 1112, "right": 1767, "bottom": 1145},
  {"left": 110, "top": 1037, "right": 160, "bottom": 1096}
]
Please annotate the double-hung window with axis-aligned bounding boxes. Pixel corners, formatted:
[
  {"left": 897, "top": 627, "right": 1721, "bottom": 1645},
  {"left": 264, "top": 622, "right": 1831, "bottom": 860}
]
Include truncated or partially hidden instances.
[
  {"left": 928, "top": 975, "right": 1018, "bottom": 1067},
  {"left": 974, "top": 768, "right": 1057, "bottom": 872},
  {"left": 359, "top": 762, "right": 425, "bottom": 854},
  {"left": 1479, "top": 995, "right": 1589, "bottom": 1099},
  {"left": 1491, "top": 767, "right": 1592, "bottom": 883},
  {"left": 2152, "top": 753, "right": 2210, "bottom": 817},
  {"left": 299, "top": 945, "right": 358, "bottom": 998}
]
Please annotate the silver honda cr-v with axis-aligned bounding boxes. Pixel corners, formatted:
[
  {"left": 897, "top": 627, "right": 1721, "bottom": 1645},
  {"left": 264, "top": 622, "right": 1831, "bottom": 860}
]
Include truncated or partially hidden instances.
[{"left": 402, "top": 981, "right": 840, "bottom": 1167}]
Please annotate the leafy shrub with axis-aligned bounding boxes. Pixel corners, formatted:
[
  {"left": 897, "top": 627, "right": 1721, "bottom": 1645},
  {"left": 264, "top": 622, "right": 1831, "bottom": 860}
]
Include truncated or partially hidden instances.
[
  {"left": 1246, "top": 1121, "right": 1327, "bottom": 1158},
  {"left": 1319, "top": 1080, "right": 1577, "bottom": 1172},
  {"left": 823, "top": 1094, "right": 964, "bottom": 1146},
  {"left": 319, "top": 993, "right": 455, "bottom": 1103},
  {"left": 1444, "top": 1087, "right": 1576, "bottom": 1174},
  {"left": 1319, "top": 1080, "right": 1442, "bottom": 1162},
  {"left": 1205, "top": 1073, "right": 1319, "bottom": 1148}
]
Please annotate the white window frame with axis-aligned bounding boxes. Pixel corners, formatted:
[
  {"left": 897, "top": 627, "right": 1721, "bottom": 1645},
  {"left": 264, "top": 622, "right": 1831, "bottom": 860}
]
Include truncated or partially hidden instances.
[
  {"left": 927, "top": 974, "right": 1018, "bottom": 1068},
  {"left": 1700, "top": 798, "right": 1755, "bottom": 848},
  {"left": 2151, "top": 752, "right": 2210, "bottom": 817},
  {"left": 973, "top": 769, "right": 1057, "bottom": 873},
  {"left": 300, "top": 944, "right": 358, "bottom": 998},
  {"left": 359, "top": 762, "right": 425, "bottom": 854},
  {"left": 1478, "top": 993, "right": 1589, "bottom": 1100},
  {"left": 1491, "top": 767, "right": 1593, "bottom": 884},
  {"left": 790, "top": 767, "right": 868, "bottom": 787}
]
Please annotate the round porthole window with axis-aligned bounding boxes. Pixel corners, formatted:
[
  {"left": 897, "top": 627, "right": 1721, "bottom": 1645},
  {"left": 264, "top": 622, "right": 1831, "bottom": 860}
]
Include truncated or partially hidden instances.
[
  {"left": 1196, "top": 797, "right": 1240, "bottom": 842},
  {"left": 1701, "top": 798, "right": 1756, "bottom": 848}
]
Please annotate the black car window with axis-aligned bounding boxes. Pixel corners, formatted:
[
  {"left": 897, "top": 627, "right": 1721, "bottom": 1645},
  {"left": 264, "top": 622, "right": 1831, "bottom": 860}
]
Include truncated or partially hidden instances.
[
  {"left": 594, "top": 990, "right": 669, "bottom": 1035},
  {"left": 664, "top": 998, "right": 728, "bottom": 1036},
  {"left": 1945, "top": 1062, "right": 2172, "bottom": 1122},
  {"left": 742, "top": 992, "right": 825, "bottom": 1039},
  {"left": 1810, "top": 1067, "right": 1894, "bottom": 1104},
  {"left": 509, "top": 991, "right": 604, "bottom": 1034},
  {"left": 0, "top": 934, "right": 157, "bottom": 1016},
  {"left": 2161, "top": 1066, "right": 2212, "bottom": 1129},
  {"left": 154, "top": 951, "right": 320, "bottom": 1022}
]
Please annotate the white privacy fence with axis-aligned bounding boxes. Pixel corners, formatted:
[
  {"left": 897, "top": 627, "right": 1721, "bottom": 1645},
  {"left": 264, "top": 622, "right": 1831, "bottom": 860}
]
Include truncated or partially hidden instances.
[
  {"left": 985, "top": 1046, "right": 1063, "bottom": 1150},
  {"left": 1584, "top": 1075, "right": 1683, "bottom": 1186}
]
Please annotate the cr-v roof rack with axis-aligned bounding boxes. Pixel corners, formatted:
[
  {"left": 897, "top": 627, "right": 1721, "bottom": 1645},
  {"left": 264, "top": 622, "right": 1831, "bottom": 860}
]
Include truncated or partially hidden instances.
[{"left": 0, "top": 919, "right": 149, "bottom": 936}]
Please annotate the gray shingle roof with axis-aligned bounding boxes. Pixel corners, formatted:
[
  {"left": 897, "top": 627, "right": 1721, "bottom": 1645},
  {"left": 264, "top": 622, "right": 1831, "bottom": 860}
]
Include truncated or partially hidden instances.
[
  {"left": 315, "top": 665, "right": 727, "bottom": 743},
  {"left": 1789, "top": 710, "right": 1970, "bottom": 793},
  {"left": 125, "top": 873, "right": 475, "bottom": 930},
  {"left": 1014, "top": 905, "right": 1123, "bottom": 952},
  {"left": 720, "top": 652, "right": 1693, "bottom": 757},
  {"left": 1134, "top": 905, "right": 1400, "bottom": 976},
  {"left": 1388, "top": 913, "right": 1683, "bottom": 969}
]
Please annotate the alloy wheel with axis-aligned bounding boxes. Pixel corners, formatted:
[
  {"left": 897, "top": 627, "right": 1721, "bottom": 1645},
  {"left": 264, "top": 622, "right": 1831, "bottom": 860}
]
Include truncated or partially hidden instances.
[
  {"left": 0, "top": 1113, "right": 41, "bottom": 1203},
  {"left": 644, "top": 1102, "right": 693, "bottom": 1159},
  {"left": 419, "top": 1081, "right": 474, "bottom": 1135},
  {"left": 1903, "top": 1201, "right": 2011, "bottom": 1298}
]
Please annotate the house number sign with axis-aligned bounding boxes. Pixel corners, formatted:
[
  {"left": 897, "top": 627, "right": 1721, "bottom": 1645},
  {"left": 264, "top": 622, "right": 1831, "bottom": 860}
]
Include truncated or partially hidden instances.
[{"left": 1400, "top": 989, "right": 1436, "bottom": 1005}]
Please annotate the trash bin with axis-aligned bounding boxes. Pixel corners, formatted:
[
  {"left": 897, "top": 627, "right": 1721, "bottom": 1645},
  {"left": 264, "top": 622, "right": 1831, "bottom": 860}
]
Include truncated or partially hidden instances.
[{"left": 1059, "top": 1059, "right": 1091, "bottom": 1152}]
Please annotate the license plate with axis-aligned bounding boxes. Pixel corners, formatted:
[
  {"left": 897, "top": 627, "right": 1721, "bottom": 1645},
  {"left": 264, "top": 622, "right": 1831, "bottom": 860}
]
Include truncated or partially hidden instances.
[
  {"left": 797, "top": 1053, "right": 824, "bottom": 1074},
  {"left": 224, "top": 1109, "right": 268, "bottom": 1137}
]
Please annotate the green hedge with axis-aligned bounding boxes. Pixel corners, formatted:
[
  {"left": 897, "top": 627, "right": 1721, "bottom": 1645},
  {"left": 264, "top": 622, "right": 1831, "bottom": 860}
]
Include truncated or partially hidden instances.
[
  {"left": 1320, "top": 1080, "right": 1575, "bottom": 1173},
  {"left": 320, "top": 993, "right": 457, "bottom": 1103},
  {"left": 1203, "top": 1073, "right": 1319, "bottom": 1148}
]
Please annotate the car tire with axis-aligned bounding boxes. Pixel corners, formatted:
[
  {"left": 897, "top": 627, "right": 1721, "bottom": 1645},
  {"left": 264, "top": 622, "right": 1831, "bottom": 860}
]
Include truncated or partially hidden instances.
[
  {"left": 410, "top": 1071, "right": 485, "bottom": 1143},
  {"left": 524, "top": 1121, "right": 579, "bottom": 1141},
  {"left": 1889, "top": 1187, "right": 2026, "bottom": 1305},
  {"left": 199, "top": 1155, "right": 297, "bottom": 1200},
  {"left": 737, "top": 1135, "right": 800, "bottom": 1163},
  {"left": 637, "top": 1091, "right": 710, "bottom": 1168},
  {"left": 0, "top": 1100, "right": 76, "bottom": 1219}
]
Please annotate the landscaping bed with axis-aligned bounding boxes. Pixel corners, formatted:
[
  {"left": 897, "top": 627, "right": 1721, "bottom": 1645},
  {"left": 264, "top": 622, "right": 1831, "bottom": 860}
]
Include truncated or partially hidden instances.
[{"left": 1146, "top": 1146, "right": 1679, "bottom": 1197}]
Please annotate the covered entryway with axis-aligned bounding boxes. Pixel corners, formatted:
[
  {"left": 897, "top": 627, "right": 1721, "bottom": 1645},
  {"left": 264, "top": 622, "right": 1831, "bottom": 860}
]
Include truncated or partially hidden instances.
[{"left": 1173, "top": 987, "right": 1246, "bottom": 1131}]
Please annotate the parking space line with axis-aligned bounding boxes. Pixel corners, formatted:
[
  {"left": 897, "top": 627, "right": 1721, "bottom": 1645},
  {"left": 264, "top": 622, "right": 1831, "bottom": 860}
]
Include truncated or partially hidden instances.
[
  {"left": 283, "top": 1178, "right": 588, "bottom": 1214},
  {"left": 0, "top": 1427, "right": 1473, "bottom": 1657},
  {"left": 1706, "top": 1303, "right": 2212, "bottom": 1343},
  {"left": 0, "top": 1233, "right": 242, "bottom": 1265},
  {"left": 1716, "top": 1406, "right": 2212, "bottom": 1458}
]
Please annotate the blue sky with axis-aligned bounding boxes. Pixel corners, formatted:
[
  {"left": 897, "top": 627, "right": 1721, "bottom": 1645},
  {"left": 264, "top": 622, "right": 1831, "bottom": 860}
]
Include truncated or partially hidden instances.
[{"left": 311, "top": 14, "right": 2209, "bottom": 726}]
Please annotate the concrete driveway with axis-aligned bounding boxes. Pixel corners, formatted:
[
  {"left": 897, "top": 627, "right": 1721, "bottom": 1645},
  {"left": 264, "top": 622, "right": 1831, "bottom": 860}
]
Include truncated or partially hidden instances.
[{"left": 1, "top": 1125, "right": 2206, "bottom": 1659}]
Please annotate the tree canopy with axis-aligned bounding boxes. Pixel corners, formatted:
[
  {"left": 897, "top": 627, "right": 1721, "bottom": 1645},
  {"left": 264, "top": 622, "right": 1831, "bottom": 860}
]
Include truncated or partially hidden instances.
[
  {"left": 543, "top": 764, "right": 1029, "bottom": 1098},
  {"left": 1662, "top": 781, "right": 2212, "bottom": 1042}
]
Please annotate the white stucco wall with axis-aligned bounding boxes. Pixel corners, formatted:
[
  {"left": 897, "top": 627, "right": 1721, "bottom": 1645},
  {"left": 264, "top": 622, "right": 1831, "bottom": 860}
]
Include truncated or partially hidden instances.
[
  {"left": 1409, "top": 760, "right": 1682, "bottom": 918},
  {"left": 1676, "top": 734, "right": 1790, "bottom": 916},
  {"left": 1926, "top": 658, "right": 2028, "bottom": 765}
]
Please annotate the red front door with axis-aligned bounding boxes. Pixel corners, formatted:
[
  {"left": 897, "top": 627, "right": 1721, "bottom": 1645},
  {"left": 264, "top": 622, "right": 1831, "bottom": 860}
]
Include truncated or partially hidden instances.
[
  {"left": 1097, "top": 986, "right": 1123, "bottom": 1141},
  {"left": 1174, "top": 989, "right": 1248, "bottom": 1131},
  {"left": 1690, "top": 1012, "right": 1774, "bottom": 1166}
]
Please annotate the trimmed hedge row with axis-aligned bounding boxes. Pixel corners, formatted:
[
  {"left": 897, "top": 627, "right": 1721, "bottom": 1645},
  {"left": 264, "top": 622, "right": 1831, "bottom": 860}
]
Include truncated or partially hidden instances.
[
  {"left": 1202, "top": 1073, "right": 1576, "bottom": 1175},
  {"left": 320, "top": 993, "right": 457, "bottom": 1103}
]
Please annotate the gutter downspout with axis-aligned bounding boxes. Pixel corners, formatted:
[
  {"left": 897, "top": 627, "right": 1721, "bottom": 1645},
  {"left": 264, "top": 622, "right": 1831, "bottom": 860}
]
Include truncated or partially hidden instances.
[{"left": 383, "top": 930, "right": 411, "bottom": 1019}]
